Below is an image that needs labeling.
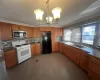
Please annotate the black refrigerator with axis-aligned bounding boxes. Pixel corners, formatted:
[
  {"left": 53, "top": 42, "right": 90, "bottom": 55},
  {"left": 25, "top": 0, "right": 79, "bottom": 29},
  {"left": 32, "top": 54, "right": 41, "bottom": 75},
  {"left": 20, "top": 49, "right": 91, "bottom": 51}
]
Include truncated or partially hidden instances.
[{"left": 41, "top": 32, "right": 52, "bottom": 54}]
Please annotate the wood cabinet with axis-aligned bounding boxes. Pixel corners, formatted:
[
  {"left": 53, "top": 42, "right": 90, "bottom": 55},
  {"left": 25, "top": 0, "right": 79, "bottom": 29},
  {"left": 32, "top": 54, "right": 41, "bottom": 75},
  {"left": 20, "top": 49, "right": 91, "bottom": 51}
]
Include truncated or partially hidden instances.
[
  {"left": 79, "top": 50, "right": 89, "bottom": 72},
  {"left": 63, "top": 45, "right": 80, "bottom": 64},
  {"left": 12, "top": 24, "right": 27, "bottom": 31},
  {"left": 33, "top": 27, "right": 40, "bottom": 37},
  {"left": 60, "top": 43, "right": 64, "bottom": 53},
  {"left": 4, "top": 50, "right": 18, "bottom": 68},
  {"left": 36, "top": 44, "right": 41, "bottom": 55},
  {"left": 27, "top": 27, "right": 33, "bottom": 38},
  {"left": 55, "top": 28, "right": 63, "bottom": 37},
  {"left": 88, "top": 56, "right": 100, "bottom": 80},
  {"left": 40, "top": 27, "right": 52, "bottom": 31},
  {"left": 12, "top": 24, "right": 20, "bottom": 31},
  {"left": 0, "top": 22, "right": 12, "bottom": 40},
  {"left": 51, "top": 27, "right": 56, "bottom": 52},
  {"left": 55, "top": 42, "right": 60, "bottom": 52},
  {"left": 31, "top": 44, "right": 36, "bottom": 56}
]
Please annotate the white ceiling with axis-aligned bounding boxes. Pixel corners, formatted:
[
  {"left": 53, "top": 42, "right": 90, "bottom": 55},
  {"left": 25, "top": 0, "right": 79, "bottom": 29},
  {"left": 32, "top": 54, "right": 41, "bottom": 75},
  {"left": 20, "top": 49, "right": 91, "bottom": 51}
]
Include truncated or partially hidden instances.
[{"left": 0, "top": 0, "right": 100, "bottom": 27}]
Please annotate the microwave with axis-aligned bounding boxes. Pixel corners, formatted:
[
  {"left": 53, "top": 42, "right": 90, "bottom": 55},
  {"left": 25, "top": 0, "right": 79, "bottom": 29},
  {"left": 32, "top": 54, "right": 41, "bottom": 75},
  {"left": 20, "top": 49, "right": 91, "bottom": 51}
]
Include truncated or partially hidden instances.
[{"left": 13, "top": 31, "right": 27, "bottom": 39}]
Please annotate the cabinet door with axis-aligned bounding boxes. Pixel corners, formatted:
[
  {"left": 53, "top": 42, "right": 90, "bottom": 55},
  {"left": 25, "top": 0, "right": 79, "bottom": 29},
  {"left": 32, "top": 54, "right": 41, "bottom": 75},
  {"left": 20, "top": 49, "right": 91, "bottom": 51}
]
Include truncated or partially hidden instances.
[
  {"left": 33, "top": 27, "right": 40, "bottom": 37},
  {"left": 20, "top": 25, "right": 27, "bottom": 31},
  {"left": 4, "top": 50, "right": 17, "bottom": 68},
  {"left": 36, "top": 44, "right": 41, "bottom": 55},
  {"left": 36, "top": 27, "right": 40, "bottom": 37},
  {"left": 33, "top": 28, "right": 37, "bottom": 37},
  {"left": 12, "top": 24, "right": 20, "bottom": 31},
  {"left": 27, "top": 27, "right": 33, "bottom": 38},
  {"left": 55, "top": 42, "right": 60, "bottom": 52},
  {"left": 0, "top": 22, "right": 12, "bottom": 40},
  {"left": 31, "top": 44, "right": 36, "bottom": 56},
  {"left": 51, "top": 27, "right": 56, "bottom": 52},
  {"left": 79, "top": 51, "right": 89, "bottom": 72}
]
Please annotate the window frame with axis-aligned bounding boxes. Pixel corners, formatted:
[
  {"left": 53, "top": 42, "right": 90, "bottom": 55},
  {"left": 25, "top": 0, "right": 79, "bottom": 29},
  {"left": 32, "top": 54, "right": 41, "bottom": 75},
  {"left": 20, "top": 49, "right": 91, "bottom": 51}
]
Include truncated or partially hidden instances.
[{"left": 80, "top": 24, "right": 97, "bottom": 46}]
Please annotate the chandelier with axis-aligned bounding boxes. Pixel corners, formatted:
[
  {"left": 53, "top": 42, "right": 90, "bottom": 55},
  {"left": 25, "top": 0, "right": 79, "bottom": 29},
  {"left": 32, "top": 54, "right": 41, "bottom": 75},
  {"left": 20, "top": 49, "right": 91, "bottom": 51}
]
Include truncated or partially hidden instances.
[{"left": 34, "top": 0, "right": 62, "bottom": 25}]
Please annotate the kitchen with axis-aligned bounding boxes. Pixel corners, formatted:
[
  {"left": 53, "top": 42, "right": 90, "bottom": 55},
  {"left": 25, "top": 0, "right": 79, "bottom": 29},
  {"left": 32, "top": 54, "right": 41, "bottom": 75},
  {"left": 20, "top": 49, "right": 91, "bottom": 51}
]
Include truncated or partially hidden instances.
[{"left": 0, "top": 0, "right": 100, "bottom": 80}]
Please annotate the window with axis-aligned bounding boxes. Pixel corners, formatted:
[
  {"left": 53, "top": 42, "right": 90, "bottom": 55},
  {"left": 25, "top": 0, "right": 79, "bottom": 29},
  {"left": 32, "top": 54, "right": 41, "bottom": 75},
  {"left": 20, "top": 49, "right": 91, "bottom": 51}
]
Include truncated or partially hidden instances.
[
  {"left": 63, "top": 29, "right": 72, "bottom": 41},
  {"left": 82, "top": 25, "right": 96, "bottom": 45},
  {"left": 71, "top": 28, "right": 81, "bottom": 42}
]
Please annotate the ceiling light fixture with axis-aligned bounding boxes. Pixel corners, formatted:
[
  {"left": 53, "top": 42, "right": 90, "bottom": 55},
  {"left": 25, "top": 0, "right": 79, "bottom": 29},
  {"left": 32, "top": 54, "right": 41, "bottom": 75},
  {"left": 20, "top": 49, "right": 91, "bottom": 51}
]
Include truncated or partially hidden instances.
[{"left": 34, "top": 0, "right": 62, "bottom": 25}]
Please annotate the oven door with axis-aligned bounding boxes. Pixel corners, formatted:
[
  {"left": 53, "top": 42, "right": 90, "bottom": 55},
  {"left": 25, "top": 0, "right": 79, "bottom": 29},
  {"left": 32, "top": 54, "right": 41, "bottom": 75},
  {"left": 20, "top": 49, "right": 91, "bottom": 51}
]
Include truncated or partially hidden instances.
[{"left": 16, "top": 45, "right": 31, "bottom": 64}]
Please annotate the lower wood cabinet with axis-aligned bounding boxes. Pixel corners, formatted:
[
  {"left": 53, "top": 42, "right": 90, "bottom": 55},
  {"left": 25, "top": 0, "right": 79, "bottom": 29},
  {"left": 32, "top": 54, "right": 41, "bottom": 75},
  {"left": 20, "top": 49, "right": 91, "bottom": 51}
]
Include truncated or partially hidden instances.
[
  {"left": 55, "top": 42, "right": 60, "bottom": 52},
  {"left": 36, "top": 44, "right": 41, "bottom": 55},
  {"left": 4, "top": 50, "right": 18, "bottom": 68},
  {"left": 31, "top": 43, "right": 41, "bottom": 56},
  {"left": 79, "top": 50, "right": 89, "bottom": 72},
  {"left": 64, "top": 45, "right": 80, "bottom": 64},
  {"left": 31, "top": 44, "right": 36, "bottom": 56},
  {"left": 88, "top": 56, "right": 100, "bottom": 80}
]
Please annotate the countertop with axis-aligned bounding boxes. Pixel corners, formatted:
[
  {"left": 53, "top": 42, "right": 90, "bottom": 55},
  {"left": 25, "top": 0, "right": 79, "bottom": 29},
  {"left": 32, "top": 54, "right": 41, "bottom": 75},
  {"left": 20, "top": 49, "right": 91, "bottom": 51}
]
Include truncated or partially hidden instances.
[
  {"left": 58, "top": 41, "right": 100, "bottom": 59},
  {"left": 3, "top": 42, "right": 40, "bottom": 52}
]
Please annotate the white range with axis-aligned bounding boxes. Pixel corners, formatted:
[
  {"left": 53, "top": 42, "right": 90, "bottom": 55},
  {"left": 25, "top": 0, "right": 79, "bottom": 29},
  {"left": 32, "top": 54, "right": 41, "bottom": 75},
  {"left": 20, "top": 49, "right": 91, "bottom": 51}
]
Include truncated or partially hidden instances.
[{"left": 12, "top": 40, "right": 31, "bottom": 64}]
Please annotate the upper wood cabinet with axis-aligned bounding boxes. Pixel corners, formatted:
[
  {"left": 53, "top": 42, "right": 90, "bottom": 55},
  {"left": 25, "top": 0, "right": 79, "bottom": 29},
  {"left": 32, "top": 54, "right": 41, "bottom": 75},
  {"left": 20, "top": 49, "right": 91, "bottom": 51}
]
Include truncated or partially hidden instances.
[
  {"left": 33, "top": 27, "right": 40, "bottom": 37},
  {"left": 12, "top": 24, "right": 20, "bottom": 31},
  {"left": 55, "top": 28, "right": 63, "bottom": 37},
  {"left": 40, "top": 27, "right": 52, "bottom": 31},
  {"left": 0, "top": 22, "right": 12, "bottom": 40},
  {"left": 51, "top": 27, "right": 56, "bottom": 52},
  {"left": 12, "top": 24, "right": 27, "bottom": 31},
  {"left": 27, "top": 27, "right": 33, "bottom": 38}
]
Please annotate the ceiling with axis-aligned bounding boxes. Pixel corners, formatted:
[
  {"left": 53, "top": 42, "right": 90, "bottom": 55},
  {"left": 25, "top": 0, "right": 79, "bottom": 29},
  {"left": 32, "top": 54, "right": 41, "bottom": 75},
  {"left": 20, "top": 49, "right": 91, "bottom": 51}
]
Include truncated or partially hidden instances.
[{"left": 0, "top": 0, "right": 100, "bottom": 27}]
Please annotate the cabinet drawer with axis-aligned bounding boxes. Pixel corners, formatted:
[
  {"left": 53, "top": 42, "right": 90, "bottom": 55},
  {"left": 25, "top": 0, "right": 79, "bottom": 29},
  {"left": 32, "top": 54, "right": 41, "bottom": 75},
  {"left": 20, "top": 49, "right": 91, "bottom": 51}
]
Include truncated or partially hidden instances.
[
  {"left": 88, "top": 69, "right": 100, "bottom": 80},
  {"left": 89, "top": 57, "right": 100, "bottom": 75},
  {"left": 4, "top": 50, "right": 16, "bottom": 56}
]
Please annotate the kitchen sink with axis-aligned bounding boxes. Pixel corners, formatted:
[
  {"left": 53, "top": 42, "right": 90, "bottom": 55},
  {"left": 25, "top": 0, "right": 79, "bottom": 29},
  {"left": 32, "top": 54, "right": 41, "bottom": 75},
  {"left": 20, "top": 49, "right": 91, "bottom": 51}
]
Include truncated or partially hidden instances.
[{"left": 74, "top": 44, "right": 85, "bottom": 48}]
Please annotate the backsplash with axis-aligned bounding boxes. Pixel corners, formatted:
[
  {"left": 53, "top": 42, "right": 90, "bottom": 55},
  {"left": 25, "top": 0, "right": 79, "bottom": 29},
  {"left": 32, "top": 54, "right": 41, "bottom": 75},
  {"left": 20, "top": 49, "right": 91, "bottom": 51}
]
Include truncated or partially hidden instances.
[
  {"left": 2, "top": 37, "right": 41, "bottom": 49},
  {"left": 56, "top": 36, "right": 63, "bottom": 42}
]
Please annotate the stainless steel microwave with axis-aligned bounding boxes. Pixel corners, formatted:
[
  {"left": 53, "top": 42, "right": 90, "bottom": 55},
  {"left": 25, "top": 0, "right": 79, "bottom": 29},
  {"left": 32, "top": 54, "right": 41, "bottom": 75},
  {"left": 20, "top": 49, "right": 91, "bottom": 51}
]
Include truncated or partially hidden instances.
[{"left": 13, "top": 31, "right": 27, "bottom": 39}]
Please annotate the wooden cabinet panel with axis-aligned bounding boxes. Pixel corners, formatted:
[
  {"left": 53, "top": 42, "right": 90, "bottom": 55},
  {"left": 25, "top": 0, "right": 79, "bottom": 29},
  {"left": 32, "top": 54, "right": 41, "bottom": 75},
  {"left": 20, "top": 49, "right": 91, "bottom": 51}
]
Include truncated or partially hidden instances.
[
  {"left": 89, "top": 56, "right": 100, "bottom": 75},
  {"left": 12, "top": 24, "right": 27, "bottom": 31},
  {"left": 88, "top": 56, "right": 100, "bottom": 80},
  {"left": 36, "top": 27, "right": 40, "bottom": 37},
  {"left": 31, "top": 44, "right": 36, "bottom": 56},
  {"left": 36, "top": 44, "right": 41, "bottom": 55},
  {"left": 27, "top": 27, "right": 33, "bottom": 38},
  {"left": 40, "top": 27, "right": 52, "bottom": 31},
  {"left": 63, "top": 44, "right": 80, "bottom": 64},
  {"left": 88, "top": 69, "right": 100, "bottom": 80},
  {"left": 33, "top": 27, "right": 40, "bottom": 37},
  {"left": 51, "top": 27, "right": 56, "bottom": 52},
  {"left": 19, "top": 25, "right": 27, "bottom": 31},
  {"left": 79, "top": 51, "right": 89, "bottom": 72},
  {"left": 4, "top": 50, "right": 17, "bottom": 68},
  {"left": 55, "top": 28, "right": 63, "bottom": 37},
  {"left": 12, "top": 24, "right": 20, "bottom": 31},
  {"left": 0, "top": 22, "right": 12, "bottom": 40},
  {"left": 55, "top": 42, "right": 60, "bottom": 52}
]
